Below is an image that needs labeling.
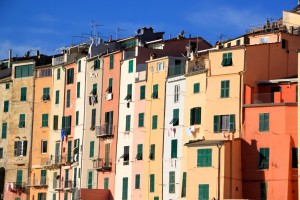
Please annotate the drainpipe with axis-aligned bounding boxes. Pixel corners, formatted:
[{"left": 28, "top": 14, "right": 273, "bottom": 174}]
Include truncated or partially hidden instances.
[
  {"left": 27, "top": 62, "right": 36, "bottom": 200},
  {"left": 217, "top": 141, "right": 224, "bottom": 200}
]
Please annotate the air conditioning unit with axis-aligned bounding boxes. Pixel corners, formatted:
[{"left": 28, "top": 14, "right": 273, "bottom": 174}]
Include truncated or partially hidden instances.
[{"left": 106, "top": 93, "right": 112, "bottom": 100}]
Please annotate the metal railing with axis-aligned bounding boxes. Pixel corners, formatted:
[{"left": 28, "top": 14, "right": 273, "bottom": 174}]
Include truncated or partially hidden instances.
[
  {"left": 93, "top": 158, "right": 112, "bottom": 171},
  {"left": 95, "top": 124, "right": 116, "bottom": 138},
  {"left": 167, "top": 65, "right": 185, "bottom": 77},
  {"left": 27, "top": 177, "right": 48, "bottom": 186}
]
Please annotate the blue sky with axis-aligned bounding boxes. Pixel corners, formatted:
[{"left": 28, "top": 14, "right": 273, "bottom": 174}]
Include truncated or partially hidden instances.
[{"left": 0, "top": 0, "right": 296, "bottom": 59}]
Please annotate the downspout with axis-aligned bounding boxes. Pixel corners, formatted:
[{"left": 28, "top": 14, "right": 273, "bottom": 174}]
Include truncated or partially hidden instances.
[
  {"left": 162, "top": 67, "right": 168, "bottom": 200},
  {"left": 217, "top": 141, "right": 224, "bottom": 200},
  {"left": 27, "top": 63, "right": 36, "bottom": 200}
]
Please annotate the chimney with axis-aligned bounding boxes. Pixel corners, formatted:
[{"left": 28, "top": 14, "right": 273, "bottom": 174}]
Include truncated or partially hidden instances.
[
  {"left": 109, "top": 35, "right": 112, "bottom": 42},
  {"left": 8, "top": 49, "right": 12, "bottom": 68},
  {"left": 150, "top": 53, "right": 156, "bottom": 60},
  {"left": 36, "top": 50, "right": 40, "bottom": 56}
]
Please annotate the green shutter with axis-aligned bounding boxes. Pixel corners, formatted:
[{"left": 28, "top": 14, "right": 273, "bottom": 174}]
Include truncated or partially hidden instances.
[
  {"left": 229, "top": 114, "right": 235, "bottom": 132},
  {"left": 53, "top": 115, "right": 59, "bottom": 130},
  {"left": 127, "top": 84, "right": 132, "bottom": 95},
  {"left": 221, "top": 80, "right": 230, "bottom": 98},
  {"left": 88, "top": 171, "right": 93, "bottom": 189},
  {"left": 197, "top": 149, "right": 212, "bottom": 167},
  {"left": 105, "top": 143, "right": 110, "bottom": 164},
  {"left": 259, "top": 148, "right": 270, "bottom": 169},
  {"left": 89, "top": 141, "right": 94, "bottom": 158},
  {"left": 122, "top": 177, "right": 128, "bottom": 200},
  {"left": 172, "top": 109, "right": 179, "bottom": 126},
  {"left": 221, "top": 53, "right": 227, "bottom": 66},
  {"left": 92, "top": 83, "right": 97, "bottom": 95},
  {"left": 292, "top": 147, "right": 298, "bottom": 168},
  {"left": 150, "top": 144, "right": 155, "bottom": 160},
  {"left": 41, "top": 170, "right": 46, "bottom": 184},
  {"left": 191, "top": 107, "right": 201, "bottom": 125},
  {"left": 42, "top": 114, "right": 48, "bottom": 127},
  {"left": 19, "top": 114, "right": 25, "bottom": 128},
  {"left": 226, "top": 53, "right": 232, "bottom": 66},
  {"left": 260, "top": 182, "right": 268, "bottom": 200},
  {"left": 104, "top": 178, "right": 109, "bottom": 189},
  {"left": 110, "top": 54, "right": 114, "bottom": 69},
  {"left": 109, "top": 78, "right": 113, "bottom": 87},
  {"left": 53, "top": 194, "right": 56, "bottom": 200},
  {"left": 2, "top": 123, "right": 7, "bottom": 139},
  {"left": 53, "top": 172, "right": 58, "bottom": 188},
  {"left": 55, "top": 143, "right": 60, "bottom": 163},
  {"left": 77, "top": 82, "right": 80, "bottom": 98},
  {"left": 140, "top": 85, "right": 145, "bottom": 100},
  {"left": 55, "top": 90, "right": 60, "bottom": 104},
  {"left": 190, "top": 108, "right": 194, "bottom": 125},
  {"left": 137, "top": 144, "right": 143, "bottom": 160},
  {"left": 154, "top": 197, "right": 159, "bottom": 200},
  {"left": 3, "top": 100, "right": 9, "bottom": 112},
  {"left": 296, "top": 86, "right": 298, "bottom": 102},
  {"left": 66, "top": 90, "right": 70, "bottom": 108},
  {"left": 16, "top": 170, "right": 23, "bottom": 183},
  {"left": 125, "top": 115, "right": 131, "bottom": 131},
  {"left": 198, "top": 184, "right": 209, "bottom": 200},
  {"left": 78, "top": 60, "right": 81, "bottom": 72},
  {"left": 259, "top": 113, "right": 269, "bottom": 132},
  {"left": 194, "top": 83, "right": 200, "bottom": 93},
  {"left": 62, "top": 116, "right": 66, "bottom": 131},
  {"left": 57, "top": 68, "right": 61, "bottom": 80},
  {"left": 169, "top": 171, "right": 175, "bottom": 193},
  {"left": 5, "top": 83, "right": 10, "bottom": 89},
  {"left": 67, "top": 141, "right": 72, "bottom": 162},
  {"left": 152, "top": 115, "right": 158, "bottom": 130},
  {"left": 152, "top": 84, "right": 158, "bottom": 99},
  {"left": 21, "top": 87, "right": 27, "bottom": 101},
  {"left": 128, "top": 60, "right": 133, "bottom": 73},
  {"left": 150, "top": 174, "right": 155, "bottom": 192},
  {"left": 91, "top": 109, "right": 96, "bottom": 128},
  {"left": 73, "top": 168, "right": 77, "bottom": 187},
  {"left": 181, "top": 172, "right": 187, "bottom": 197},
  {"left": 135, "top": 174, "right": 140, "bottom": 189},
  {"left": 213, "top": 115, "right": 220, "bottom": 133},
  {"left": 138, "top": 113, "right": 144, "bottom": 127},
  {"left": 76, "top": 111, "right": 79, "bottom": 125},
  {"left": 171, "top": 139, "right": 178, "bottom": 158}
]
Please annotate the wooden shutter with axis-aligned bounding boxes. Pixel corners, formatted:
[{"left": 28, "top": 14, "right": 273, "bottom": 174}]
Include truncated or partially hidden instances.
[
  {"left": 150, "top": 174, "right": 155, "bottom": 192},
  {"left": 77, "top": 82, "right": 80, "bottom": 98},
  {"left": 213, "top": 115, "right": 220, "bottom": 133},
  {"left": 199, "top": 184, "right": 209, "bottom": 199},
  {"left": 109, "top": 55, "right": 114, "bottom": 69},
  {"left": 89, "top": 141, "right": 94, "bottom": 158},
  {"left": 152, "top": 115, "right": 158, "bottom": 130},
  {"left": 122, "top": 177, "right": 128, "bottom": 200},
  {"left": 171, "top": 139, "right": 178, "bottom": 158},
  {"left": 193, "top": 83, "right": 200, "bottom": 93},
  {"left": 67, "top": 141, "right": 72, "bottom": 162},
  {"left": 125, "top": 115, "right": 131, "bottom": 131},
  {"left": 229, "top": 114, "right": 235, "bottom": 132},
  {"left": 135, "top": 174, "right": 140, "bottom": 189},
  {"left": 55, "top": 90, "right": 59, "bottom": 104},
  {"left": 57, "top": 68, "right": 60, "bottom": 80},
  {"left": 88, "top": 171, "right": 93, "bottom": 189},
  {"left": 105, "top": 143, "right": 110, "bottom": 163},
  {"left": 169, "top": 171, "right": 175, "bottom": 193},
  {"left": 181, "top": 172, "right": 187, "bottom": 197},
  {"left": 104, "top": 178, "right": 109, "bottom": 189},
  {"left": 128, "top": 60, "right": 133, "bottom": 73},
  {"left": 150, "top": 144, "right": 155, "bottom": 160},
  {"left": 91, "top": 109, "right": 96, "bottom": 128},
  {"left": 2, "top": 123, "right": 7, "bottom": 139},
  {"left": 16, "top": 170, "right": 23, "bottom": 183},
  {"left": 140, "top": 85, "right": 145, "bottom": 100}
]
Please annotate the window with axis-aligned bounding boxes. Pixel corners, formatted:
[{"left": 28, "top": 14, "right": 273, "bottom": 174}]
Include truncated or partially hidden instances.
[
  {"left": 104, "top": 178, "right": 109, "bottom": 189},
  {"left": 136, "top": 144, "right": 143, "bottom": 160},
  {"left": 78, "top": 60, "right": 81, "bottom": 72},
  {"left": 14, "top": 140, "right": 27, "bottom": 156},
  {"left": 170, "top": 109, "right": 179, "bottom": 126},
  {"left": 91, "top": 109, "right": 96, "bottom": 128},
  {"left": 221, "top": 53, "right": 232, "bottom": 66},
  {"left": 259, "top": 148, "right": 270, "bottom": 169},
  {"left": 109, "top": 55, "right": 114, "bottom": 69},
  {"left": 150, "top": 144, "right": 155, "bottom": 160},
  {"left": 198, "top": 184, "right": 209, "bottom": 200},
  {"left": 122, "top": 177, "right": 128, "bottom": 200},
  {"left": 292, "top": 147, "right": 298, "bottom": 168},
  {"left": 107, "top": 78, "right": 113, "bottom": 93},
  {"left": 42, "top": 114, "right": 48, "bottom": 127},
  {"left": 38, "top": 193, "right": 46, "bottom": 200},
  {"left": 94, "top": 59, "right": 100, "bottom": 70},
  {"left": 236, "top": 40, "right": 241, "bottom": 46},
  {"left": 140, "top": 85, "right": 145, "bottom": 100},
  {"left": 40, "top": 170, "right": 47, "bottom": 185},
  {"left": 227, "top": 43, "right": 231, "bottom": 48},
  {"left": 57, "top": 68, "right": 61, "bottom": 80},
  {"left": 5, "top": 83, "right": 10, "bottom": 89},
  {"left": 42, "top": 87, "right": 50, "bottom": 101},
  {"left": 259, "top": 113, "right": 269, "bottom": 132},
  {"left": 171, "top": 139, "right": 178, "bottom": 158},
  {"left": 197, "top": 148, "right": 212, "bottom": 167},
  {"left": 92, "top": 83, "right": 97, "bottom": 95},
  {"left": 156, "top": 62, "right": 164, "bottom": 71},
  {"left": 135, "top": 174, "right": 140, "bottom": 189},
  {"left": 169, "top": 171, "right": 175, "bottom": 193},
  {"left": 190, "top": 107, "right": 201, "bottom": 125},
  {"left": 62, "top": 115, "right": 72, "bottom": 135},
  {"left": 181, "top": 172, "right": 187, "bottom": 197},
  {"left": 0, "top": 148, "right": 3, "bottom": 159},
  {"left": 76, "top": 111, "right": 79, "bottom": 125},
  {"left": 15, "top": 64, "right": 33, "bottom": 78},
  {"left": 193, "top": 83, "right": 200, "bottom": 94},
  {"left": 152, "top": 84, "right": 158, "bottom": 99},
  {"left": 138, "top": 113, "right": 144, "bottom": 127},
  {"left": 125, "top": 84, "right": 132, "bottom": 101},
  {"left": 123, "top": 146, "right": 129, "bottom": 165},
  {"left": 77, "top": 82, "right": 80, "bottom": 98},
  {"left": 53, "top": 115, "right": 58, "bottom": 130},
  {"left": 55, "top": 90, "right": 59, "bottom": 104},
  {"left": 213, "top": 114, "right": 235, "bottom": 133},
  {"left": 104, "top": 111, "right": 113, "bottom": 135},
  {"left": 260, "top": 37, "right": 269, "bottom": 44},
  {"left": 3, "top": 101, "right": 9, "bottom": 112},
  {"left": 128, "top": 60, "right": 133, "bottom": 73},
  {"left": 19, "top": 114, "right": 26, "bottom": 128},
  {"left": 67, "top": 141, "right": 72, "bottom": 162},
  {"left": 20, "top": 87, "right": 27, "bottom": 101},
  {"left": 105, "top": 143, "right": 110, "bottom": 165},
  {"left": 73, "top": 168, "right": 77, "bottom": 187},
  {"left": 2, "top": 123, "right": 7, "bottom": 139},
  {"left": 260, "top": 182, "right": 268, "bottom": 200},
  {"left": 154, "top": 197, "right": 159, "bottom": 200},
  {"left": 74, "top": 139, "right": 80, "bottom": 162},
  {"left": 152, "top": 115, "right": 158, "bottom": 130},
  {"left": 220, "top": 80, "right": 230, "bottom": 98},
  {"left": 64, "top": 192, "right": 68, "bottom": 200},
  {"left": 125, "top": 115, "right": 131, "bottom": 131},
  {"left": 38, "top": 141, "right": 47, "bottom": 154},
  {"left": 87, "top": 171, "right": 93, "bottom": 189},
  {"left": 89, "top": 141, "right": 94, "bottom": 158},
  {"left": 174, "top": 85, "right": 180, "bottom": 102},
  {"left": 150, "top": 174, "right": 155, "bottom": 192},
  {"left": 67, "top": 68, "right": 74, "bottom": 84},
  {"left": 66, "top": 90, "right": 70, "bottom": 108}
]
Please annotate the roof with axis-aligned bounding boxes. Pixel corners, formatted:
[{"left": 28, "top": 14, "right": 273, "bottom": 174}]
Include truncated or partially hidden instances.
[{"left": 185, "top": 139, "right": 226, "bottom": 147}]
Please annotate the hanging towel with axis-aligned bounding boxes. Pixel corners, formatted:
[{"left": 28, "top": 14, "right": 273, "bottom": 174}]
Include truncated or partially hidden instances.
[
  {"left": 186, "top": 127, "right": 192, "bottom": 137},
  {"left": 61, "top": 130, "right": 65, "bottom": 142}
]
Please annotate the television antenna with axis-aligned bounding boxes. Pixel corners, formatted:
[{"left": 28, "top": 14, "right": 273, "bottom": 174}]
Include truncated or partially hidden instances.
[
  {"left": 91, "top": 20, "right": 104, "bottom": 36},
  {"left": 116, "top": 27, "right": 126, "bottom": 40}
]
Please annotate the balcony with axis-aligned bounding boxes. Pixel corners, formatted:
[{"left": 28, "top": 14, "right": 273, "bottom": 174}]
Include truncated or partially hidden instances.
[
  {"left": 41, "top": 156, "right": 63, "bottom": 169},
  {"left": 186, "top": 61, "right": 207, "bottom": 76},
  {"left": 54, "top": 180, "right": 63, "bottom": 191},
  {"left": 95, "top": 124, "right": 115, "bottom": 139},
  {"left": 247, "top": 92, "right": 297, "bottom": 105},
  {"left": 52, "top": 55, "right": 66, "bottom": 66},
  {"left": 8, "top": 182, "right": 26, "bottom": 192},
  {"left": 64, "top": 180, "right": 77, "bottom": 191},
  {"left": 27, "top": 177, "right": 48, "bottom": 187},
  {"left": 61, "top": 154, "right": 77, "bottom": 166},
  {"left": 167, "top": 65, "right": 185, "bottom": 77},
  {"left": 93, "top": 158, "right": 112, "bottom": 172}
]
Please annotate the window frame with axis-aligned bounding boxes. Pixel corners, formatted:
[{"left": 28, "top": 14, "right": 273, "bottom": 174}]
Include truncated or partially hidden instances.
[{"left": 41, "top": 140, "right": 47, "bottom": 154}]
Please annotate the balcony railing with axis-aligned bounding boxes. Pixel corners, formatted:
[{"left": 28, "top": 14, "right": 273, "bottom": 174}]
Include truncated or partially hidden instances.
[
  {"left": 27, "top": 177, "right": 48, "bottom": 187},
  {"left": 93, "top": 158, "right": 112, "bottom": 172},
  {"left": 64, "top": 180, "right": 77, "bottom": 190},
  {"left": 186, "top": 61, "right": 206, "bottom": 75},
  {"left": 167, "top": 65, "right": 185, "bottom": 77},
  {"left": 52, "top": 55, "right": 66, "bottom": 66},
  {"left": 95, "top": 124, "right": 116, "bottom": 139},
  {"left": 9, "top": 182, "right": 26, "bottom": 191},
  {"left": 41, "top": 155, "right": 64, "bottom": 168},
  {"left": 251, "top": 92, "right": 297, "bottom": 104}
]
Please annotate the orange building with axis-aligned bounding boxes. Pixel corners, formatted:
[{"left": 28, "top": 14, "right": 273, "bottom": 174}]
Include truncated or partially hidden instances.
[{"left": 242, "top": 78, "right": 298, "bottom": 199}]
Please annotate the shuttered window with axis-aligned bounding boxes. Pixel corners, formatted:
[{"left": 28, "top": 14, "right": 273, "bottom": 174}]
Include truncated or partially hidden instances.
[
  {"left": 260, "top": 182, "right": 268, "bottom": 200},
  {"left": 259, "top": 148, "right": 270, "bottom": 169},
  {"left": 57, "top": 68, "right": 61, "bottom": 80},
  {"left": 67, "top": 68, "right": 74, "bottom": 84},
  {"left": 122, "top": 177, "right": 128, "bottom": 200},
  {"left": 170, "top": 109, "right": 179, "bottom": 126},
  {"left": 213, "top": 114, "right": 235, "bottom": 133},
  {"left": 76, "top": 111, "right": 79, "bottom": 125},
  {"left": 190, "top": 107, "right": 201, "bottom": 125},
  {"left": 124, "top": 84, "right": 132, "bottom": 100},
  {"left": 2, "top": 123, "right": 7, "bottom": 139},
  {"left": 152, "top": 115, "right": 158, "bottom": 130},
  {"left": 67, "top": 141, "right": 72, "bottom": 162},
  {"left": 16, "top": 170, "right": 23, "bottom": 184},
  {"left": 66, "top": 90, "right": 71, "bottom": 108},
  {"left": 135, "top": 174, "right": 140, "bottom": 189},
  {"left": 55, "top": 90, "right": 60, "bottom": 104},
  {"left": 140, "top": 85, "right": 145, "bottom": 100},
  {"left": 171, "top": 139, "right": 178, "bottom": 158},
  {"left": 20, "top": 87, "right": 27, "bottom": 101},
  {"left": 150, "top": 174, "right": 155, "bottom": 192},
  {"left": 198, "top": 184, "right": 209, "bottom": 200},
  {"left": 259, "top": 113, "right": 269, "bottom": 132},
  {"left": 94, "top": 59, "right": 100, "bottom": 70},
  {"left": 88, "top": 171, "right": 93, "bottom": 189},
  {"left": 194, "top": 83, "right": 200, "bottom": 93},
  {"left": 105, "top": 144, "right": 110, "bottom": 164},
  {"left": 91, "top": 109, "right": 96, "bottom": 128},
  {"left": 40, "top": 170, "right": 47, "bottom": 185},
  {"left": 42, "top": 87, "right": 50, "bottom": 100},
  {"left": 150, "top": 144, "right": 155, "bottom": 160},
  {"left": 181, "top": 172, "right": 187, "bottom": 197},
  {"left": 15, "top": 64, "right": 34, "bottom": 78},
  {"left": 42, "top": 114, "right": 48, "bottom": 127},
  {"left": 169, "top": 171, "right": 175, "bottom": 193},
  {"left": 89, "top": 141, "right": 94, "bottom": 158},
  {"left": 128, "top": 60, "right": 133, "bottom": 73},
  {"left": 292, "top": 147, "right": 298, "bottom": 168},
  {"left": 5, "top": 83, "right": 10, "bottom": 89},
  {"left": 125, "top": 115, "right": 131, "bottom": 131},
  {"left": 220, "top": 80, "right": 230, "bottom": 98},
  {"left": 104, "top": 178, "right": 109, "bottom": 189},
  {"left": 92, "top": 83, "right": 97, "bottom": 95},
  {"left": 221, "top": 52, "right": 232, "bottom": 66},
  {"left": 109, "top": 55, "right": 114, "bottom": 69},
  {"left": 77, "top": 82, "right": 80, "bottom": 98},
  {"left": 136, "top": 144, "right": 143, "bottom": 160},
  {"left": 53, "top": 115, "right": 58, "bottom": 130},
  {"left": 138, "top": 113, "right": 144, "bottom": 127},
  {"left": 19, "top": 114, "right": 26, "bottom": 128},
  {"left": 197, "top": 149, "right": 212, "bottom": 167},
  {"left": 53, "top": 172, "right": 57, "bottom": 188},
  {"left": 3, "top": 101, "right": 9, "bottom": 112},
  {"left": 152, "top": 84, "right": 158, "bottom": 99}
]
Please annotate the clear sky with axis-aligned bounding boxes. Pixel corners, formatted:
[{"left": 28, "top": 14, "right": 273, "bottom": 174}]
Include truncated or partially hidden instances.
[{"left": 0, "top": 0, "right": 296, "bottom": 59}]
